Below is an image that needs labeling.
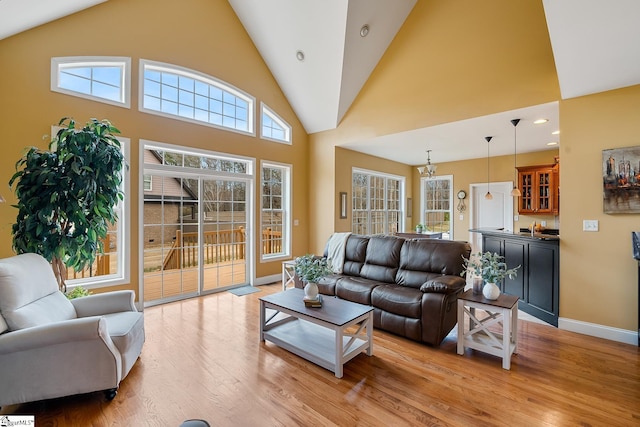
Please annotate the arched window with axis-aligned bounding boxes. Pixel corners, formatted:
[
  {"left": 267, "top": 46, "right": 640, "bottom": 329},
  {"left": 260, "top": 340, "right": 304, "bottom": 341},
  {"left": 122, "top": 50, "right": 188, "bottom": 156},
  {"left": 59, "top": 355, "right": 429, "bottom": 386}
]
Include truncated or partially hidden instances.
[
  {"left": 140, "top": 60, "right": 254, "bottom": 135},
  {"left": 261, "top": 103, "right": 291, "bottom": 144},
  {"left": 51, "top": 56, "right": 131, "bottom": 107}
]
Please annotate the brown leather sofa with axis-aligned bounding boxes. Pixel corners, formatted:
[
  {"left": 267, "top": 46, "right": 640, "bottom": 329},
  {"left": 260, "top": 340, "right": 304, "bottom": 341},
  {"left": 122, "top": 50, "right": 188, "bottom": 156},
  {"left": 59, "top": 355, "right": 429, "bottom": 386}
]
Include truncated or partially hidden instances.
[{"left": 296, "top": 235, "right": 471, "bottom": 346}]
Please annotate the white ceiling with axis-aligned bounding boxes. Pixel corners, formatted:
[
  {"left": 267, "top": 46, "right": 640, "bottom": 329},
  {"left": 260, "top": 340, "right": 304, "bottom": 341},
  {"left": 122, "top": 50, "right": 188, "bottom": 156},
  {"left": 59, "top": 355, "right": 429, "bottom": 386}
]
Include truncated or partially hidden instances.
[
  {"left": 0, "top": 0, "right": 107, "bottom": 41},
  {"left": 1, "top": 0, "right": 639, "bottom": 166}
]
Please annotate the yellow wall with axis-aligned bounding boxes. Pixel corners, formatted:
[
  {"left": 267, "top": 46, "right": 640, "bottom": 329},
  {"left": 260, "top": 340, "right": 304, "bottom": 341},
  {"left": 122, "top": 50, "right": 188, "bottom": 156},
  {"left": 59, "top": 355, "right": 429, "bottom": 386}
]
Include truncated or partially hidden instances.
[
  {"left": 0, "top": 0, "right": 310, "bottom": 294},
  {"left": 559, "top": 85, "right": 640, "bottom": 330}
]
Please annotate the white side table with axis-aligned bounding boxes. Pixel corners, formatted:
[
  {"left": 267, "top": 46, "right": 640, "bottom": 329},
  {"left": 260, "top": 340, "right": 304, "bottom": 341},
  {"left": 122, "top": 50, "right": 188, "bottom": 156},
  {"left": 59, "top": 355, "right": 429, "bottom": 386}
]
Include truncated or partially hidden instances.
[
  {"left": 457, "top": 289, "right": 519, "bottom": 370},
  {"left": 281, "top": 260, "right": 296, "bottom": 291}
]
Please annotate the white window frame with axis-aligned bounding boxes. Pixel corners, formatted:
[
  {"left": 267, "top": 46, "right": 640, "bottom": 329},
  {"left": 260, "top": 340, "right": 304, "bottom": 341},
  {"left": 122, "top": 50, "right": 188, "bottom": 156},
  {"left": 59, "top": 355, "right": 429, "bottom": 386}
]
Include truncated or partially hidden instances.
[
  {"left": 420, "top": 175, "right": 453, "bottom": 240},
  {"left": 51, "top": 56, "right": 131, "bottom": 108},
  {"left": 260, "top": 161, "right": 292, "bottom": 262},
  {"left": 260, "top": 102, "right": 292, "bottom": 144},
  {"left": 139, "top": 59, "right": 255, "bottom": 136},
  {"left": 351, "top": 167, "right": 405, "bottom": 235},
  {"left": 66, "top": 135, "right": 130, "bottom": 290}
]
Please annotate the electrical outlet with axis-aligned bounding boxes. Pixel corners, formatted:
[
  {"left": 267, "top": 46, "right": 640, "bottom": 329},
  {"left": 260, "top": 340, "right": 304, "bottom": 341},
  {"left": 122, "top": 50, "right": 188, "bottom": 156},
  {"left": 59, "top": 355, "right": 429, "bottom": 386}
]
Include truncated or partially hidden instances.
[
  {"left": 541, "top": 220, "right": 546, "bottom": 227},
  {"left": 294, "top": 219, "right": 299, "bottom": 226},
  {"left": 583, "top": 220, "right": 598, "bottom": 232},
  {"left": 514, "top": 215, "right": 519, "bottom": 221},
  {"left": 459, "top": 214, "right": 464, "bottom": 220}
]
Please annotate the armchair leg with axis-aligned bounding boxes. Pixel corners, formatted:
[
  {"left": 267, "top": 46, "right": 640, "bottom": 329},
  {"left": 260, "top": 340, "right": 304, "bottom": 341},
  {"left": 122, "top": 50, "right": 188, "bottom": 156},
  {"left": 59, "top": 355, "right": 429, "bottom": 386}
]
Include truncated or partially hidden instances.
[{"left": 104, "top": 388, "right": 118, "bottom": 401}]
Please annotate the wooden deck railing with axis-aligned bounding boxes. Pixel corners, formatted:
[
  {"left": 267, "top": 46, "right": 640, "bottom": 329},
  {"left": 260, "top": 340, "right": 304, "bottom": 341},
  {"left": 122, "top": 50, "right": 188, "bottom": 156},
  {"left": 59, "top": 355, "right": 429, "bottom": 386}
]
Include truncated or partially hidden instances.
[
  {"left": 162, "top": 227, "right": 284, "bottom": 270},
  {"left": 163, "top": 227, "right": 246, "bottom": 270}
]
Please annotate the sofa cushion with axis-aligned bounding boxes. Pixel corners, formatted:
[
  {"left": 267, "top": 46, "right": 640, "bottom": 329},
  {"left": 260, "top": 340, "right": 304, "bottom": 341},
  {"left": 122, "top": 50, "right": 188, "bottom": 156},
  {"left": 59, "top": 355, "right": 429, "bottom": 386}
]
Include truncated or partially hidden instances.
[
  {"left": 335, "top": 276, "right": 383, "bottom": 305},
  {"left": 396, "top": 239, "right": 471, "bottom": 288},
  {"left": 342, "top": 235, "right": 369, "bottom": 276},
  {"left": 360, "top": 236, "right": 403, "bottom": 283},
  {"left": 371, "top": 284, "right": 422, "bottom": 318}
]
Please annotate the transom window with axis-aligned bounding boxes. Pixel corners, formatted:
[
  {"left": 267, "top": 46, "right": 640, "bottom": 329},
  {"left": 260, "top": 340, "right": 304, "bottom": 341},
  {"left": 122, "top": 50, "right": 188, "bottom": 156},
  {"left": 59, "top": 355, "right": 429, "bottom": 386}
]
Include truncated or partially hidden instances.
[
  {"left": 421, "top": 176, "right": 453, "bottom": 239},
  {"left": 148, "top": 144, "right": 251, "bottom": 174},
  {"left": 261, "top": 103, "right": 291, "bottom": 144},
  {"left": 140, "top": 60, "right": 254, "bottom": 135},
  {"left": 352, "top": 169, "right": 404, "bottom": 235},
  {"left": 51, "top": 56, "right": 131, "bottom": 107},
  {"left": 261, "top": 162, "right": 291, "bottom": 260}
]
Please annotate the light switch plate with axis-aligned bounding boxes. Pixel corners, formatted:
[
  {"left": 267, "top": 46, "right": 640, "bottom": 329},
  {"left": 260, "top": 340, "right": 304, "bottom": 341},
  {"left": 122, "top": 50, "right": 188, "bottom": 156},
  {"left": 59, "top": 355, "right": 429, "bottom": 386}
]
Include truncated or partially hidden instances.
[{"left": 583, "top": 220, "right": 598, "bottom": 232}]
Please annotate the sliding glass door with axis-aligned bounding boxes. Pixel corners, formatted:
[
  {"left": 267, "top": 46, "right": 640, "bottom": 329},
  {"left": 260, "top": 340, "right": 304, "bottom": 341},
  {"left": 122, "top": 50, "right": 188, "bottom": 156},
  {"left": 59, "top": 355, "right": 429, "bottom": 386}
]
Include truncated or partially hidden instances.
[{"left": 142, "top": 144, "right": 252, "bottom": 306}]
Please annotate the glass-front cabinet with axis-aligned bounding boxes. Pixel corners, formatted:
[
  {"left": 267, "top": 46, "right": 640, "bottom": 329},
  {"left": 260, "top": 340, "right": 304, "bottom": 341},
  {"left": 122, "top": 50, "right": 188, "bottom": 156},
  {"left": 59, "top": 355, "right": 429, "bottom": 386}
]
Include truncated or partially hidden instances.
[{"left": 517, "top": 163, "right": 559, "bottom": 215}]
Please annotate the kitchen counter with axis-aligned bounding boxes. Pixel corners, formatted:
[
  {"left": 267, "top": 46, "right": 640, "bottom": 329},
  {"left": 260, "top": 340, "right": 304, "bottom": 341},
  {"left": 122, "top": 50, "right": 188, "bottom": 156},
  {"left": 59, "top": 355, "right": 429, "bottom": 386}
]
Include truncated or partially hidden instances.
[{"left": 469, "top": 228, "right": 560, "bottom": 241}]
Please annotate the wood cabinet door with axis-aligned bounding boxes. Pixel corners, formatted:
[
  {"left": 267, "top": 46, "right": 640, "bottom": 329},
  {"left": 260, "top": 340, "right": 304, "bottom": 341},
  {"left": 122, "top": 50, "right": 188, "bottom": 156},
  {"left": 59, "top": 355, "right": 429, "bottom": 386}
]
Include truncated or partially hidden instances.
[{"left": 503, "top": 240, "right": 526, "bottom": 299}]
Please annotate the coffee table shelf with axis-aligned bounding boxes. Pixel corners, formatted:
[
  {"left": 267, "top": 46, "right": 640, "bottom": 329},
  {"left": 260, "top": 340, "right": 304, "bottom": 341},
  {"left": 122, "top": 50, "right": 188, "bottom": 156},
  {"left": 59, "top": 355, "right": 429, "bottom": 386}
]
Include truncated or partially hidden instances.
[{"left": 260, "top": 289, "right": 373, "bottom": 378}]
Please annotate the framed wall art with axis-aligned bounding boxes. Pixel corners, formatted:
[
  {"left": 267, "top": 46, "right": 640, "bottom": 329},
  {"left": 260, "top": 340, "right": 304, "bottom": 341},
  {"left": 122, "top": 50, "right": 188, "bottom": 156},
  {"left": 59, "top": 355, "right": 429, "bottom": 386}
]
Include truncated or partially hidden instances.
[
  {"left": 603, "top": 145, "right": 640, "bottom": 214},
  {"left": 339, "top": 192, "right": 348, "bottom": 219}
]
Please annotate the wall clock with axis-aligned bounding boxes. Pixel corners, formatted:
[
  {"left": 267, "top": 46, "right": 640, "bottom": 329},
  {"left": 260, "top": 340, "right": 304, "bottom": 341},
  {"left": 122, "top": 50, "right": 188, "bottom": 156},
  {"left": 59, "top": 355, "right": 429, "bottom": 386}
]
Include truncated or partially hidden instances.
[{"left": 457, "top": 190, "right": 467, "bottom": 213}]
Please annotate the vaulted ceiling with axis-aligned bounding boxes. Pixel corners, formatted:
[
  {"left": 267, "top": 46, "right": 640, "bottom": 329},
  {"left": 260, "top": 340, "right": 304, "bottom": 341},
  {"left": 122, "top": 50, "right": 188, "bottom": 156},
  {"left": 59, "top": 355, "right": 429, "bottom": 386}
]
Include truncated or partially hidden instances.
[{"left": 2, "top": 0, "right": 639, "bottom": 164}]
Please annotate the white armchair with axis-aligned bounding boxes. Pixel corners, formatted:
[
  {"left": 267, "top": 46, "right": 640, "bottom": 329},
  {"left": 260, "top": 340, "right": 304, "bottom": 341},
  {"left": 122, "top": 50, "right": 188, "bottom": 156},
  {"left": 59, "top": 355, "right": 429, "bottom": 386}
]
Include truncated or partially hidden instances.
[{"left": 0, "top": 253, "right": 144, "bottom": 408}]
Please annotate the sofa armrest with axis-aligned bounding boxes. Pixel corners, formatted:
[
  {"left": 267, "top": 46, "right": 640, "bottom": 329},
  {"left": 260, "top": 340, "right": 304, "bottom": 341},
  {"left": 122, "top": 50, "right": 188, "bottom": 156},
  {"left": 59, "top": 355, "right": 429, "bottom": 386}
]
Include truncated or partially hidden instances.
[
  {"left": 0, "top": 316, "right": 112, "bottom": 354},
  {"left": 71, "top": 290, "right": 137, "bottom": 317},
  {"left": 420, "top": 275, "right": 466, "bottom": 294}
]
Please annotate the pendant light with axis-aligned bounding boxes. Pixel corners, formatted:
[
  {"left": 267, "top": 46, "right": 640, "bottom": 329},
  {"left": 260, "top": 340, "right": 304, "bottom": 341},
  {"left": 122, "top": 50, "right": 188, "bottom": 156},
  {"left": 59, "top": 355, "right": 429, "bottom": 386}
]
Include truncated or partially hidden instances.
[
  {"left": 417, "top": 149, "right": 437, "bottom": 177},
  {"left": 510, "top": 119, "right": 522, "bottom": 197},
  {"left": 485, "top": 136, "right": 493, "bottom": 200}
]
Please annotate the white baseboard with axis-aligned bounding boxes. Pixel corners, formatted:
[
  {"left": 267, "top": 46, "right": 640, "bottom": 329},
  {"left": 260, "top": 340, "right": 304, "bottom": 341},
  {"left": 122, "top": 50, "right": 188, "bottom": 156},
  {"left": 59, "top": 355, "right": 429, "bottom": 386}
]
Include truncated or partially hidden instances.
[
  {"left": 254, "top": 273, "right": 281, "bottom": 287},
  {"left": 559, "top": 317, "right": 638, "bottom": 346}
]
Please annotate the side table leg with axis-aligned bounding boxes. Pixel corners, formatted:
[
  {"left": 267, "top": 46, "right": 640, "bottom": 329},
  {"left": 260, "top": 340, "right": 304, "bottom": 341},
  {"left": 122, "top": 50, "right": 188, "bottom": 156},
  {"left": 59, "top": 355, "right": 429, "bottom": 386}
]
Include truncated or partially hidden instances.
[
  {"left": 366, "top": 312, "right": 373, "bottom": 356},
  {"left": 512, "top": 305, "right": 519, "bottom": 354},
  {"left": 457, "top": 299, "right": 464, "bottom": 355},
  {"left": 502, "top": 307, "right": 511, "bottom": 370}
]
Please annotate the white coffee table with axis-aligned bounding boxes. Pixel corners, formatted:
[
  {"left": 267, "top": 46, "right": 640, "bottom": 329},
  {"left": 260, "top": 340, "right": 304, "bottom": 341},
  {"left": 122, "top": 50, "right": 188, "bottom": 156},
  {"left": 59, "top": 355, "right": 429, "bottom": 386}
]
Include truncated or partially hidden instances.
[{"left": 259, "top": 288, "right": 373, "bottom": 378}]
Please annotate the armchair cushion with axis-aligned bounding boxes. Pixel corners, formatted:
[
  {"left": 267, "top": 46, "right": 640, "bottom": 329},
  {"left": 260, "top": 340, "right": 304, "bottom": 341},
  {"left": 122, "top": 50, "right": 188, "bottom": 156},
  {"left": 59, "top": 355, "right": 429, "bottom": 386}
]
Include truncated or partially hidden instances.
[{"left": 0, "top": 253, "right": 76, "bottom": 331}]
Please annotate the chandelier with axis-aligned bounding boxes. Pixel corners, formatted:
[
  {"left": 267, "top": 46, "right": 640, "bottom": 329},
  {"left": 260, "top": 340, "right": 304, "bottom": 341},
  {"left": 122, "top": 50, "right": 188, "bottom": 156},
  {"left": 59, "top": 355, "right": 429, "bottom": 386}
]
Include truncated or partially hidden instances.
[{"left": 417, "top": 150, "right": 437, "bottom": 177}]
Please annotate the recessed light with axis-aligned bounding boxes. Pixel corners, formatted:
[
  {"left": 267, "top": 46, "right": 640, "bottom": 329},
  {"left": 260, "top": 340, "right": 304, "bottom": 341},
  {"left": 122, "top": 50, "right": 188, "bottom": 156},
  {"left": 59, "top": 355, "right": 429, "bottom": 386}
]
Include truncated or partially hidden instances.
[
  {"left": 552, "top": 130, "right": 560, "bottom": 135},
  {"left": 547, "top": 141, "right": 558, "bottom": 146},
  {"left": 360, "top": 24, "right": 369, "bottom": 37},
  {"left": 534, "top": 119, "right": 549, "bottom": 125},
  {"left": 296, "top": 50, "right": 305, "bottom": 61}
]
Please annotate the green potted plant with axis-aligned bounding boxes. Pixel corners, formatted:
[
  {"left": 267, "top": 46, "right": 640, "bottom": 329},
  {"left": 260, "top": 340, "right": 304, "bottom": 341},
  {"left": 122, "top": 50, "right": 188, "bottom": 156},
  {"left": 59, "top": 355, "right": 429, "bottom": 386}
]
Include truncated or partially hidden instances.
[
  {"left": 461, "top": 251, "right": 520, "bottom": 300},
  {"left": 294, "top": 254, "right": 332, "bottom": 300},
  {"left": 9, "top": 117, "right": 125, "bottom": 292},
  {"left": 415, "top": 223, "right": 425, "bottom": 233}
]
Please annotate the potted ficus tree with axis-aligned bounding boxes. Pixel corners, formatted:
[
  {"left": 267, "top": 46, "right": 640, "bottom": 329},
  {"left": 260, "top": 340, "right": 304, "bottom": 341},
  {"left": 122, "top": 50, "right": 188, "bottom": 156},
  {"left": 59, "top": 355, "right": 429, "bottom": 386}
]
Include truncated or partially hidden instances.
[{"left": 9, "top": 117, "right": 125, "bottom": 292}]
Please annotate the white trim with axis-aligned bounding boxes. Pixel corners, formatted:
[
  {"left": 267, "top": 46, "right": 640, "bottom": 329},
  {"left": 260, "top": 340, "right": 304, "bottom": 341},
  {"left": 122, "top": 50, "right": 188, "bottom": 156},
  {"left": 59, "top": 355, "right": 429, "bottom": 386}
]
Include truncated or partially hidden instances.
[
  {"left": 139, "top": 59, "right": 255, "bottom": 136},
  {"left": 559, "top": 317, "right": 638, "bottom": 346},
  {"left": 254, "top": 273, "right": 282, "bottom": 286},
  {"left": 51, "top": 56, "right": 131, "bottom": 108},
  {"left": 260, "top": 102, "right": 292, "bottom": 144}
]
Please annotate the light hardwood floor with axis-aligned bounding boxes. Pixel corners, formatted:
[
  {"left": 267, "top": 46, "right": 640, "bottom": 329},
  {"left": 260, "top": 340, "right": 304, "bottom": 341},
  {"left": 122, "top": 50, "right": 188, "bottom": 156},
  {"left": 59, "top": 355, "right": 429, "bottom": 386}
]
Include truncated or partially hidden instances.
[{"left": 2, "top": 283, "right": 638, "bottom": 426}]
